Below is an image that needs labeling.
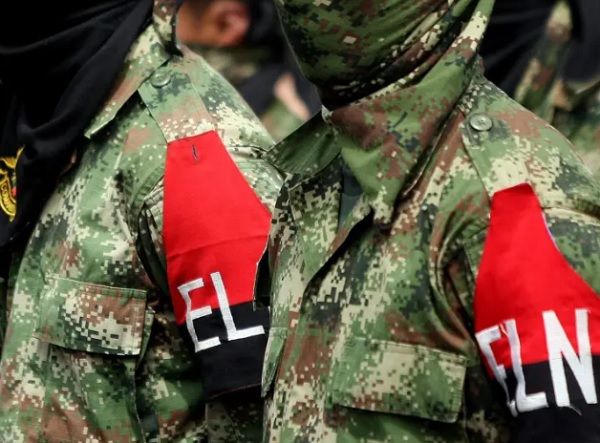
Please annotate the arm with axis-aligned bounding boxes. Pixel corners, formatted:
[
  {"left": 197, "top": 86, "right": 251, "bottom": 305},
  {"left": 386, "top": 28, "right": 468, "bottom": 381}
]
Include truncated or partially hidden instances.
[
  {"left": 136, "top": 136, "right": 281, "bottom": 442},
  {"left": 462, "top": 184, "right": 600, "bottom": 442}
]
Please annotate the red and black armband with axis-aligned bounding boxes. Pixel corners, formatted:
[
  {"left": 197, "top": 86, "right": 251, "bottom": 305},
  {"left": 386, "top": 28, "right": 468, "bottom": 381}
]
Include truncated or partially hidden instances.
[
  {"left": 163, "top": 130, "right": 271, "bottom": 399},
  {"left": 475, "top": 183, "right": 600, "bottom": 442}
]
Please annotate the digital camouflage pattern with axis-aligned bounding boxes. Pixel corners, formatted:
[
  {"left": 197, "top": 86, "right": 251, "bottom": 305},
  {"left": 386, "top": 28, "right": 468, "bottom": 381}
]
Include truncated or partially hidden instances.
[
  {"left": 258, "top": 0, "right": 600, "bottom": 441},
  {"left": 0, "top": 0, "right": 281, "bottom": 441},
  {"left": 510, "top": 1, "right": 600, "bottom": 177},
  {"left": 188, "top": 46, "right": 305, "bottom": 142}
]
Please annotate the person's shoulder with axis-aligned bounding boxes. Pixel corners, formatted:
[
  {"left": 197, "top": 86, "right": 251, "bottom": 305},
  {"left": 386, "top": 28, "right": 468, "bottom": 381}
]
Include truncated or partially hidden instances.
[
  {"left": 137, "top": 53, "right": 279, "bottom": 174},
  {"left": 458, "top": 76, "right": 600, "bottom": 208},
  {"left": 135, "top": 53, "right": 281, "bottom": 208},
  {"left": 108, "top": 52, "right": 279, "bottom": 232},
  {"left": 174, "top": 54, "right": 283, "bottom": 207},
  {"left": 174, "top": 53, "right": 274, "bottom": 152},
  {"left": 425, "top": 75, "right": 600, "bottom": 264}
]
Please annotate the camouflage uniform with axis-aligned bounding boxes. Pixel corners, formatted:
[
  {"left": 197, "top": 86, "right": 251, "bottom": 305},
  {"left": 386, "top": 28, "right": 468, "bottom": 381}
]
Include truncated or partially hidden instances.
[
  {"left": 257, "top": 0, "right": 600, "bottom": 441},
  {"left": 0, "top": 1, "right": 281, "bottom": 442},
  {"left": 190, "top": 46, "right": 305, "bottom": 142},
  {"left": 505, "top": 1, "right": 600, "bottom": 177}
]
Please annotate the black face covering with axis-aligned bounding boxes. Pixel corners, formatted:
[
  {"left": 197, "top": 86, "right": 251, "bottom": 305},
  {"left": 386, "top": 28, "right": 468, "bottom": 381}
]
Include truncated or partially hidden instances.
[{"left": 0, "top": 0, "right": 153, "bottom": 251}]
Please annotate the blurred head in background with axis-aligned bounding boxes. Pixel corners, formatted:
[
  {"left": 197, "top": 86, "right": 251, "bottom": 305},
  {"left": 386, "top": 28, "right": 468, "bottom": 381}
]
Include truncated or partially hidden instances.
[
  {"left": 177, "top": 0, "right": 320, "bottom": 141},
  {"left": 177, "top": 0, "right": 251, "bottom": 48}
]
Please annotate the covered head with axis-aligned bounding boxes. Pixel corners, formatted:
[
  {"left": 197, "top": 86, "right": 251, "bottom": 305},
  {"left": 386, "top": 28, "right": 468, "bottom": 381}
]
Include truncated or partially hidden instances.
[
  {"left": 0, "top": 0, "right": 156, "bottom": 249},
  {"left": 177, "top": 0, "right": 283, "bottom": 48},
  {"left": 274, "top": 0, "right": 495, "bottom": 107}
]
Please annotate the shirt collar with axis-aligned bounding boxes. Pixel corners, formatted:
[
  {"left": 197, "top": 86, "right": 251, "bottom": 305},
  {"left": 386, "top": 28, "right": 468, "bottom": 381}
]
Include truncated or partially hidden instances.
[{"left": 84, "top": 0, "right": 181, "bottom": 139}]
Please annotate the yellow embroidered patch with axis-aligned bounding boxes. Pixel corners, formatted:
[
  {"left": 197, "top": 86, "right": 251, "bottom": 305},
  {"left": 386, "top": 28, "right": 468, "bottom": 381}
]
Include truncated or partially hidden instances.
[{"left": 0, "top": 147, "right": 24, "bottom": 221}]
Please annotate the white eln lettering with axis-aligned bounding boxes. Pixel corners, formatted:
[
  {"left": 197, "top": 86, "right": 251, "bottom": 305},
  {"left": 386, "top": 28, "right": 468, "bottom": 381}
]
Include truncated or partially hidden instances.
[
  {"left": 543, "top": 309, "right": 597, "bottom": 406},
  {"left": 178, "top": 278, "right": 221, "bottom": 352},
  {"left": 177, "top": 272, "right": 265, "bottom": 352},
  {"left": 476, "top": 325, "right": 515, "bottom": 416},
  {"left": 210, "top": 272, "right": 265, "bottom": 341},
  {"left": 505, "top": 319, "right": 549, "bottom": 412}
]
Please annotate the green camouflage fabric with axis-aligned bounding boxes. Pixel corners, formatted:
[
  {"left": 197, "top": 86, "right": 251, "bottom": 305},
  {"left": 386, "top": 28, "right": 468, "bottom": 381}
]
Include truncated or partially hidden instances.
[
  {"left": 510, "top": 1, "right": 600, "bottom": 178},
  {"left": 257, "top": 0, "right": 600, "bottom": 441},
  {"left": 188, "top": 46, "right": 305, "bottom": 142},
  {"left": 0, "top": 1, "right": 281, "bottom": 441}
]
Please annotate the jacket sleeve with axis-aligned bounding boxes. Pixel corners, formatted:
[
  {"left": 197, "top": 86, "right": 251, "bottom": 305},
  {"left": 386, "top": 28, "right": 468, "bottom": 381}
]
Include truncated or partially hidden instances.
[
  {"left": 460, "top": 184, "right": 600, "bottom": 443},
  {"left": 136, "top": 141, "right": 281, "bottom": 443}
]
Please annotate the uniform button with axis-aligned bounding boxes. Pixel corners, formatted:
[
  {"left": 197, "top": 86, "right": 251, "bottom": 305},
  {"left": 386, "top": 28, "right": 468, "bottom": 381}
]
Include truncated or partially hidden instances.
[
  {"left": 151, "top": 71, "right": 171, "bottom": 88},
  {"left": 469, "top": 114, "right": 493, "bottom": 132}
]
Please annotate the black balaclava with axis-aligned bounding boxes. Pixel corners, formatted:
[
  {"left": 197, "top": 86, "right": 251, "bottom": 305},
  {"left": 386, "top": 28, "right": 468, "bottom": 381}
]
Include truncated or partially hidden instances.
[{"left": 0, "top": 0, "right": 154, "bottom": 251}]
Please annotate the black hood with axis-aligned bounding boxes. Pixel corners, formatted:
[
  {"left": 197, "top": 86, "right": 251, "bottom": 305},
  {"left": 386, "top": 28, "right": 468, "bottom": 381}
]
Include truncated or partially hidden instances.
[{"left": 0, "top": 0, "right": 153, "bottom": 251}]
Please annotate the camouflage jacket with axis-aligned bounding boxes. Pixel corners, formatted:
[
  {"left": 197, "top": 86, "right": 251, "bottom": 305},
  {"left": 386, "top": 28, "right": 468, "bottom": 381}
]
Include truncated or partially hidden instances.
[
  {"left": 259, "top": 65, "right": 600, "bottom": 442},
  {"left": 0, "top": 2, "right": 281, "bottom": 442},
  {"left": 507, "top": 1, "right": 600, "bottom": 177},
  {"left": 189, "top": 47, "right": 305, "bottom": 142}
]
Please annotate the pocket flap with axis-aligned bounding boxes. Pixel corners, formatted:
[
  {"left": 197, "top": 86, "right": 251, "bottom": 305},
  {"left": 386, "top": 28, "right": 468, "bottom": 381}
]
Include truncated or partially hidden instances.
[
  {"left": 261, "top": 327, "right": 287, "bottom": 398},
  {"left": 36, "top": 276, "right": 147, "bottom": 356},
  {"left": 331, "top": 337, "right": 468, "bottom": 423}
]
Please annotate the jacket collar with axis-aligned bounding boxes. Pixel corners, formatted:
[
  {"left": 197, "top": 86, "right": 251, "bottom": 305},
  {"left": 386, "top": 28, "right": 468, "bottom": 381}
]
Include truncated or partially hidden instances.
[
  {"left": 84, "top": 0, "right": 180, "bottom": 139},
  {"left": 267, "top": 65, "right": 484, "bottom": 226}
]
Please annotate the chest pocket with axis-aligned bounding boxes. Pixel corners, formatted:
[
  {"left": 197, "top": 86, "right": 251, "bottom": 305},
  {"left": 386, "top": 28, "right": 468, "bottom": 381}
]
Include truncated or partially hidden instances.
[
  {"left": 34, "top": 275, "right": 151, "bottom": 438},
  {"left": 331, "top": 337, "right": 467, "bottom": 423},
  {"left": 37, "top": 276, "right": 147, "bottom": 355}
]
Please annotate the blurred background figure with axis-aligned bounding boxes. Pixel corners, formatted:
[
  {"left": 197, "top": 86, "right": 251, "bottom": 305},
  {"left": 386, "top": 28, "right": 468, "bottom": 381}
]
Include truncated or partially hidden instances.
[
  {"left": 177, "top": 0, "right": 321, "bottom": 141},
  {"left": 481, "top": 0, "right": 600, "bottom": 177}
]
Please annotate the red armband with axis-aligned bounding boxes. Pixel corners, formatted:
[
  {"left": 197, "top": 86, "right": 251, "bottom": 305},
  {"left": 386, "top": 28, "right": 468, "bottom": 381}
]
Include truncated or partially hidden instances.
[
  {"left": 475, "top": 183, "right": 600, "bottom": 441},
  {"left": 163, "top": 130, "right": 271, "bottom": 399}
]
